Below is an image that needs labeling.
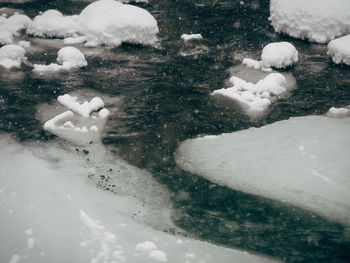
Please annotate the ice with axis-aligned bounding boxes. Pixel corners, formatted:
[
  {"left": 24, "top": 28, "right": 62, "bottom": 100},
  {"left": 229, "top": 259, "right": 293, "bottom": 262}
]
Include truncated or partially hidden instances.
[
  {"left": 181, "top": 34, "right": 203, "bottom": 42},
  {"left": 327, "top": 34, "right": 350, "bottom": 66},
  {"left": 18, "top": 40, "right": 31, "bottom": 49},
  {"left": 176, "top": 116, "right": 350, "bottom": 225},
  {"left": 148, "top": 250, "right": 168, "bottom": 262},
  {"left": 0, "top": 44, "right": 26, "bottom": 69},
  {"left": 326, "top": 106, "right": 350, "bottom": 118},
  {"left": 27, "top": 10, "right": 80, "bottom": 38},
  {"left": 78, "top": 0, "right": 159, "bottom": 47},
  {"left": 261, "top": 42, "right": 298, "bottom": 69},
  {"left": 0, "top": 135, "right": 278, "bottom": 263},
  {"left": 63, "top": 36, "right": 87, "bottom": 45},
  {"left": 135, "top": 241, "right": 157, "bottom": 252},
  {"left": 33, "top": 46, "right": 87, "bottom": 72},
  {"left": 58, "top": 94, "right": 104, "bottom": 118},
  {"left": 269, "top": 0, "right": 350, "bottom": 43},
  {"left": 0, "top": 13, "right": 31, "bottom": 44}
]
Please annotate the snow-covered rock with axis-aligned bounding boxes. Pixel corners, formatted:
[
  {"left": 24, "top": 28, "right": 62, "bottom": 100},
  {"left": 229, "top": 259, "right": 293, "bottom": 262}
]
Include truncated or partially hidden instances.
[
  {"left": 33, "top": 46, "right": 87, "bottom": 72},
  {"left": 27, "top": 10, "right": 79, "bottom": 38},
  {"left": 327, "top": 34, "right": 350, "bottom": 66},
  {"left": 261, "top": 42, "right": 298, "bottom": 68},
  {"left": 181, "top": 34, "right": 203, "bottom": 42},
  {"left": 269, "top": 0, "right": 350, "bottom": 43},
  {"left": 78, "top": 0, "right": 159, "bottom": 47},
  {"left": 0, "top": 13, "right": 31, "bottom": 44},
  {"left": 0, "top": 44, "right": 26, "bottom": 69},
  {"left": 326, "top": 106, "right": 350, "bottom": 118},
  {"left": 176, "top": 116, "right": 350, "bottom": 225}
]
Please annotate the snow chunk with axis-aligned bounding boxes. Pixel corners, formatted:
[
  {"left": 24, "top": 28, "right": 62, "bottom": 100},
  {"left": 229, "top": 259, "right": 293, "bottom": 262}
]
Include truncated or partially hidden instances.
[
  {"left": 176, "top": 116, "right": 350, "bottom": 224},
  {"left": 149, "top": 250, "right": 168, "bottom": 262},
  {"left": 63, "top": 36, "right": 87, "bottom": 45},
  {"left": 261, "top": 42, "right": 298, "bottom": 68},
  {"left": 58, "top": 94, "right": 104, "bottom": 118},
  {"left": 181, "top": 33, "right": 203, "bottom": 42},
  {"left": 18, "top": 40, "right": 31, "bottom": 49},
  {"left": 27, "top": 10, "right": 79, "bottom": 38},
  {"left": 33, "top": 46, "right": 87, "bottom": 72},
  {"left": 0, "top": 44, "right": 26, "bottom": 69},
  {"left": 269, "top": 0, "right": 350, "bottom": 43},
  {"left": 326, "top": 106, "right": 350, "bottom": 118},
  {"left": 135, "top": 241, "right": 157, "bottom": 252},
  {"left": 327, "top": 34, "right": 350, "bottom": 65},
  {"left": 9, "top": 255, "right": 20, "bottom": 263},
  {"left": 0, "top": 13, "right": 31, "bottom": 44},
  {"left": 78, "top": 0, "right": 159, "bottom": 47}
]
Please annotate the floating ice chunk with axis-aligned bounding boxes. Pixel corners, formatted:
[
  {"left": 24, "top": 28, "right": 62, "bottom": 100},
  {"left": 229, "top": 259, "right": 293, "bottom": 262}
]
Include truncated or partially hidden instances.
[
  {"left": 27, "top": 9, "right": 80, "bottom": 38},
  {"left": 149, "top": 249, "right": 168, "bottom": 262},
  {"left": 327, "top": 34, "right": 350, "bottom": 66},
  {"left": 269, "top": 0, "right": 350, "bottom": 43},
  {"left": 261, "top": 42, "right": 298, "bottom": 68},
  {"left": 58, "top": 94, "right": 104, "bottom": 118},
  {"left": 18, "top": 40, "right": 31, "bottom": 49},
  {"left": 78, "top": 0, "right": 159, "bottom": 47},
  {"left": 63, "top": 36, "right": 87, "bottom": 45},
  {"left": 326, "top": 106, "right": 350, "bottom": 118},
  {"left": 0, "top": 13, "right": 31, "bottom": 44},
  {"left": 176, "top": 116, "right": 350, "bottom": 224},
  {"left": 181, "top": 33, "right": 203, "bottom": 42},
  {"left": 135, "top": 241, "right": 157, "bottom": 252},
  {"left": 242, "top": 58, "right": 264, "bottom": 70},
  {"left": 0, "top": 44, "right": 26, "bottom": 69},
  {"left": 33, "top": 46, "right": 87, "bottom": 72}
]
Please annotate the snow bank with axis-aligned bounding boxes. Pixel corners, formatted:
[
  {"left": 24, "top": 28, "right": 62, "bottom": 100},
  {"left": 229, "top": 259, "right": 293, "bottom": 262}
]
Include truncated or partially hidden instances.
[
  {"left": 261, "top": 42, "right": 298, "bottom": 68},
  {"left": 0, "top": 44, "right": 26, "bottom": 69},
  {"left": 181, "top": 34, "right": 203, "bottom": 42},
  {"left": 269, "top": 0, "right": 350, "bottom": 43},
  {"left": 27, "top": 10, "right": 79, "bottom": 38},
  {"left": 327, "top": 34, "right": 350, "bottom": 66},
  {"left": 78, "top": 0, "right": 159, "bottom": 47},
  {"left": 326, "top": 106, "right": 350, "bottom": 118},
  {"left": 176, "top": 116, "right": 350, "bottom": 225},
  {"left": 33, "top": 46, "right": 87, "bottom": 72},
  {"left": 0, "top": 13, "right": 31, "bottom": 44},
  {"left": 0, "top": 135, "right": 278, "bottom": 263}
]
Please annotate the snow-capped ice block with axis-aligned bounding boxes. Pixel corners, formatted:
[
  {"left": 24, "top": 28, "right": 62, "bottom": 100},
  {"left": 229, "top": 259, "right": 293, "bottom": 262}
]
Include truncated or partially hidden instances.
[
  {"left": 327, "top": 34, "right": 350, "bottom": 66},
  {"left": 261, "top": 42, "right": 298, "bottom": 68},
  {"left": 176, "top": 116, "right": 350, "bottom": 224},
  {"left": 0, "top": 13, "right": 31, "bottom": 44},
  {"left": 33, "top": 46, "right": 87, "bottom": 72},
  {"left": 181, "top": 33, "right": 203, "bottom": 42},
  {"left": 0, "top": 44, "right": 26, "bottom": 69},
  {"left": 0, "top": 136, "right": 278, "bottom": 263},
  {"left": 326, "top": 106, "right": 350, "bottom": 118},
  {"left": 27, "top": 10, "right": 79, "bottom": 38},
  {"left": 78, "top": 0, "right": 159, "bottom": 47},
  {"left": 269, "top": 0, "right": 350, "bottom": 43}
]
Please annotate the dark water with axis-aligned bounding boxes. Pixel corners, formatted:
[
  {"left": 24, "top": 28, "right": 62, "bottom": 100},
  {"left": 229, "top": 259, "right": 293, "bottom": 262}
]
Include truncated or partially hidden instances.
[{"left": 1, "top": 0, "right": 350, "bottom": 262}]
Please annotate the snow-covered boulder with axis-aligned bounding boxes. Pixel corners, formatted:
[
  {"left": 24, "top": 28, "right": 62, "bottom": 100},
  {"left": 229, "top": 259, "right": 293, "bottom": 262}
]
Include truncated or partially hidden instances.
[
  {"left": 0, "top": 44, "right": 26, "bottom": 69},
  {"left": 0, "top": 13, "right": 31, "bottom": 44},
  {"left": 326, "top": 106, "right": 350, "bottom": 118},
  {"left": 181, "top": 33, "right": 203, "bottom": 42},
  {"left": 78, "top": 0, "right": 159, "bottom": 47},
  {"left": 33, "top": 46, "right": 87, "bottom": 72},
  {"left": 269, "top": 0, "right": 350, "bottom": 43},
  {"left": 261, "top": 42, "right": 298, "bottom": 68},
  {"left": 176, "top": 116, "right": 350, "bottom": 225},
  {"left": 27, "top": 10, "right": 79, "bottom": 38},
  {"left": 327, "top": 34, "right": 350, "bottom": 66}
]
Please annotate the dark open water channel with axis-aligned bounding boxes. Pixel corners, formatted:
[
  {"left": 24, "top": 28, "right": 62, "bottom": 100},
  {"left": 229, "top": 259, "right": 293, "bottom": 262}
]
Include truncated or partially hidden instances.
[{"left": 1, "top": 0, "right": 350, "bottom": 262}]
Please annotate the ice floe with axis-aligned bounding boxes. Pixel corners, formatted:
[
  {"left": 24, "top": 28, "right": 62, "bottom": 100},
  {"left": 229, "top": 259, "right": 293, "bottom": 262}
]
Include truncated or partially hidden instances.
[
  {"left": 176, "top": 115, "right": 350, "bottom": 225},
  {"left": 181, "top": 34, "right": 203, "bottom": 42},
  {"left": 0, "top": 13, "right": 31, "bottom": 44},
  {"left": 269, "top": 0, "right": 350, "bottom": 43},
  {"left": 327, "top": 34, "right": 350, "bottom": 66},
  {"left": 33, "top": 46, "right": 87, "bottom": 72},
  {"left": 0, "top": 44, "right": 26, "bottom": 69},
  {"left": 261, "top": 42, "right": 298, "bottom": 69},
  {"left": 326, "top": 106, "right": 350, "bottom": 118}
]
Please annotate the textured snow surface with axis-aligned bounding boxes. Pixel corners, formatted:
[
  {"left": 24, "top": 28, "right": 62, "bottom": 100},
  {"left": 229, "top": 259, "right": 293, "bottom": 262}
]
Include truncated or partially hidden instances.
[
  {"left": 0, "top": 44, "right": 26, "bottom": 69},
  {"left": 327, "top": 34, "right": 350, "bottom": 66},
  {"left": 78, "top": 0, "right": 159, "bottom": 47},
  {"left": 269, "top": 0, "right": 350, "bottom": 43},
  {"left": 176, "top": 116, "right": 350, "bottom": 224},
  {"left": 0, "top": 136, "right": 278, "bottom": 263},
  {"left": 33, "top": 46, "right": 87, "bottom": 72},
  {"left": 261, "top": 42, "right": 298, "bottom": 68},
  {"left": 0, "top": 13, "right": 31, "bottom": 44}
]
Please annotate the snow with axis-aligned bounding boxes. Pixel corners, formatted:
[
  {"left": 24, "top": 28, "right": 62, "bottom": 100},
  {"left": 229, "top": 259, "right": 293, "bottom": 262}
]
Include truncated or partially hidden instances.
[
  {"left": 148, "top": 250, "right": 168, "bottom": 262},
  {"left": 0, "top": 135, "right": 278, "bottom": 263},
  {"left": 326, "top": 106, "right": 350, "bottom": 118},
  {"left": 57, "top": 94, "right": 104, "bottom": 118},
  {"left": 269, "top": 0, "right": 350, "bottom": 43},
  {"left": 135, "top": 241, "right": 157, "bottom": 252},
  {"left": 181, "top": 34, "right": 203, "bottom": 42},
  {"left": 33, "top": 46, "right": 87, "bottom": 72},
  {"left": 78, "top": 0, "right": 159, "bottom": 47},
  {"left": 27, "top": 10, "right": 79, "bottom": 38},
  {"left": 261, "top": 42, "right": 298, "bottom": 68},
  {"left": 18, "top": 40, "right": 31, "bottom": 49},
  {"left": 327, "top": 34, "right": 350, "bottom": 66},
  {"left": 0, "top": 13, "right": 31, "bottom": 44},
  {"left": 176, "top": 116, "right": 350, "bottom": 225},
  {"left": 63, "top": 36, "right": 87, "bottom": 45},
  {"left": 0, "top": 44, "right": 26, "bottom": 69}
]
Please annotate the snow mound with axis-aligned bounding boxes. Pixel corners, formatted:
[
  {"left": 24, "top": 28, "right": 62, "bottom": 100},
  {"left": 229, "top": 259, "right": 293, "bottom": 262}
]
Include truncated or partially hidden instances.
[
  {"left": 33, "top": 46, "right": 87, "bottom": 72},
  {"left": 269, "top": 0, "right": 350, "bottom": 43},
  {"left": 27, "top": 10, "right": 79, "bottom": 38},
  {"left": 176, "top": 116, "right": 350, "bottom": 225},
  {"left": 0, "top": 13, "right": 31, "bottom": 44},
  {"left": 261, "top": 42, "right": 298, "bottom": 68},
  {"left": 0, "top": 44, "right": 26, "bottom": 69},
  {"left": 181, "top": 34, "right": 203, "bottom": 42},
  {"left": 78, "top": 0, "right": 159, "bottom": 47},
  {"left": 327, "top": 34, "right": 350, "bottom": 66},
  {"left": 326, "top": 106, "right": 350, "bottom": 118}
]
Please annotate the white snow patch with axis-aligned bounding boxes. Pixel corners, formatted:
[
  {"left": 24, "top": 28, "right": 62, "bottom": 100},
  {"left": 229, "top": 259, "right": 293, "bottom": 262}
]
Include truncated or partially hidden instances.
[
  {"left": 63, "top": 36, "right": 87, "bottom": 45},
  {"left": 0, "top": 13, "right": 31, "bottom": 44},
  {"left": 261, "top": 42, "right": 298, "bottom": 68},
  {"left": 27, "top": 237, "right": 35, "bottom": 249},
  {"left": 18, "top": 40, "right": 31, "bottom": 49},
  {"left": 327, "top": 34, "right": 350, "bottom": 66},
  {"left": 8, "top": 255, "right": 20, "bottom": 263},
  {"left": 148, "top": 249, "right": 168, "bottom": 262},
  {"left": 25, "top": 229, "right": 33, "bottom": 236},
  {"left": 181, "top": 34, "right": 203, "bottom": 42},
  {"left": 176, "top": 116, "right": 350, "bottom": 224},
  {"left": 58, "top": 94, "right": 104, "bottom": 118},
  {"left": 326, "top": 106, "right": 350, "bottom": 118},
  {"left": 269, "top": 0, "right": 350, "bottom": 43},
  {"left": 0, "top": 44, "right": 26, "bottom": 69},
  {"left": 135, "top": 241, "right": 157, "bottom": 252}
]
